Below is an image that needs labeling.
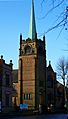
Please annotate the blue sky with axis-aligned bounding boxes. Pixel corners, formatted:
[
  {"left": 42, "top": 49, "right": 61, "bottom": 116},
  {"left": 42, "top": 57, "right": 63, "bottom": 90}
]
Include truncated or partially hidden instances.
[{"left": 0, "top": 0, "right": 68, "bottom": 76}]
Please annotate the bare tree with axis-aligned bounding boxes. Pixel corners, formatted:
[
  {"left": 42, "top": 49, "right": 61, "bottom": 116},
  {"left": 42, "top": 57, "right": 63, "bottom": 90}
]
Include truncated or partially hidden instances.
[
  {"left": 57, "top": 57, "right": 68, "bottom": 107},
  {"left": 57, "top": 57, "right": 68, "bottom": 84},
  {"left": 40, "top": 0, "right": 68, "bottom": 35}
]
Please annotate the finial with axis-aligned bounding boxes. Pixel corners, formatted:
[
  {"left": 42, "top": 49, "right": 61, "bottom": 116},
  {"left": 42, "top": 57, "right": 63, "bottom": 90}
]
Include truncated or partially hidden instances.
[
  {"left": 10, "top": 60, "right": 13, "bottom": 70},
  {"left": 10, "top": 60, "right": 12, "bottom": 64},
  {"left": 43, "top": 35, "right": 45, "bottom": 41},
  {"left": 49, "top": 61, "right": 51, "bottom": 65},
  {"left": 20, "top": 33, "right": 22, "bottom": 39},
  {"left": 20, "top": 34, "right": 22, "bottom": 44},
  {"left": 1, "top": 55, "right": 3, "bottom": 59}
]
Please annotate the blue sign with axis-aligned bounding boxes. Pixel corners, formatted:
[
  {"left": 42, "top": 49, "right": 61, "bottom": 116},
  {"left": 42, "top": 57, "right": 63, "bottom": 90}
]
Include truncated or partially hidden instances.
[
  {"left": 20, "top": 104, "right": 23, "bottom": 110},
  {"left": 20, "top": 104, "right": 28, "bottom": 110}
]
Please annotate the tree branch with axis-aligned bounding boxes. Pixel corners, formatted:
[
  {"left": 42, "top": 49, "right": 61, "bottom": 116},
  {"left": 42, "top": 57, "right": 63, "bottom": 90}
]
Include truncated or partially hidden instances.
[{"left": 40, "top": 0, "right": 65, "bottom": 19}]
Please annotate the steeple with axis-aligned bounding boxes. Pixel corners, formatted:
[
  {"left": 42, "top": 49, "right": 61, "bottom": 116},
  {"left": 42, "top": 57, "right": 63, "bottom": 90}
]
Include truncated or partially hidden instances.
[{"left": 29, "top": 0, "right": 36, "bottom": 40}]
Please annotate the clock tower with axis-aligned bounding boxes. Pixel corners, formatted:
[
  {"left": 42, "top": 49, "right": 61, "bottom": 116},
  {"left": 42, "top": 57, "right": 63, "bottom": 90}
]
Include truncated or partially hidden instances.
[{"left": 18, "top": 0, "right": 46, "bottom": 110}]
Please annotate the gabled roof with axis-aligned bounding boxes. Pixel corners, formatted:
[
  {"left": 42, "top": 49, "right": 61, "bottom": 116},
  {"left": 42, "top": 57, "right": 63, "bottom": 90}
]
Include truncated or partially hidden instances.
[{"left": 47, "top": 61, "right": 54, "bottom": 72}]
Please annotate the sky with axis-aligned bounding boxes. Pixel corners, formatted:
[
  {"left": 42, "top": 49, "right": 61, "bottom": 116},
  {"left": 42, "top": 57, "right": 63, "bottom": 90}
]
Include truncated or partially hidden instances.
[{"left": 0, "top": 0, "right": 68, "bottom": 80}]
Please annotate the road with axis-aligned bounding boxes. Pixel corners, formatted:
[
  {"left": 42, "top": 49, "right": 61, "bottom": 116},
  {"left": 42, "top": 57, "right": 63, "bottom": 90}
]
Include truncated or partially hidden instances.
[{"left": 10, "top": 114, "right": 68, "bottom": 119}]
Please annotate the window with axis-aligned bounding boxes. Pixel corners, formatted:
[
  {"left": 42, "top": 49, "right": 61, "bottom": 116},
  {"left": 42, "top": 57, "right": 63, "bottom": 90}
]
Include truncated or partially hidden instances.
[
  {"left": 24, "top": 94, "right": 32, "bottom": 100},
  {"left": 24, "top": 94, "right": 28, "bottom": 100},
  {"left": 5, "top": 74, "right": 10, "bottom": 86},
  {"left": 6, "top": 95, "right": 9, "bottom": 107},
  {"left": 29, "top": 94, "right": 32, "bottom": 100},
  {"left": 25, "top": 46, "right": 32, "bottom": 54}
]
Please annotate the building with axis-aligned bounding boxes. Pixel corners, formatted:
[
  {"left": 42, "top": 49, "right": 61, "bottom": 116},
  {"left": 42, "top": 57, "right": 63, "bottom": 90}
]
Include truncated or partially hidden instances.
[
  {"left": 17, "top": 0, "right": 46, "bottom": 110},
  {"left": 55, "top": 79, "right": 68, "bottom": 113},
  {"left": 46, "top": 61, "right": 68, "bottom": 112},
  {"left": 11, "top": 0, "right": 68, "bottom": 113},
  {"left": 12, "top": 69, "right": 18, "bottom": 111},
  {"left": 46, "top": 61, "right": 56, "bottom": 111},
  {"left": 0, "top": 55, "right": 13, "bottom": 113},
  {"left": 56, "top": 81, "right": 65, "bottom": 111}
]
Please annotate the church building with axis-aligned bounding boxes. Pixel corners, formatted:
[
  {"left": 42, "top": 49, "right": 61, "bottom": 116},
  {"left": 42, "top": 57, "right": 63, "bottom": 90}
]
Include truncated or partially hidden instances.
[{"left": 17, "top": 0, "right": 46, "bottom": 110}]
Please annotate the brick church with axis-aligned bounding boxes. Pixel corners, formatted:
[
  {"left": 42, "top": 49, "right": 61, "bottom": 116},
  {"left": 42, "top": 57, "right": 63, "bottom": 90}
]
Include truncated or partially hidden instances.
[{"left": 16, "top": 0, "right": 46, "bottom": 110}]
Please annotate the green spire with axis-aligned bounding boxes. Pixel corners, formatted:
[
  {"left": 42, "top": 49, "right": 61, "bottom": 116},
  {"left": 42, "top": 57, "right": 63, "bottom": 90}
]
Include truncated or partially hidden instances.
[{"left": 29, "top": 0, "right": 36, "bottom": 40}]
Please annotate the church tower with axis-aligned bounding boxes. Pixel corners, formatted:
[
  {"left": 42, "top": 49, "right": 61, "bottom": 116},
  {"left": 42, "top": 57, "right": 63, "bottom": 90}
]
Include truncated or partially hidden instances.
[{"left": 18, "top": 0, "right": 46, "bottom": 110}]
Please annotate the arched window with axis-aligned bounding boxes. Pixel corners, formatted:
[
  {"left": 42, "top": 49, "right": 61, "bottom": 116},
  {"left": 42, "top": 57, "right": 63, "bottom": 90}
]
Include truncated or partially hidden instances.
[{"left": 25, "top": 45, "right": 32, "bottom": 54}]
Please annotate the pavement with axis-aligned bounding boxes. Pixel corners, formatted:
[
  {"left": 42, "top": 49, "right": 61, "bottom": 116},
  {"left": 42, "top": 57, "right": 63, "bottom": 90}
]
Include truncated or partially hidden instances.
[
  {"left": 0, "top": 114, "right": 68, "bottom": 119},
  {"left": 11, "top": 114, "right": 68, "bottom": 119}
]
